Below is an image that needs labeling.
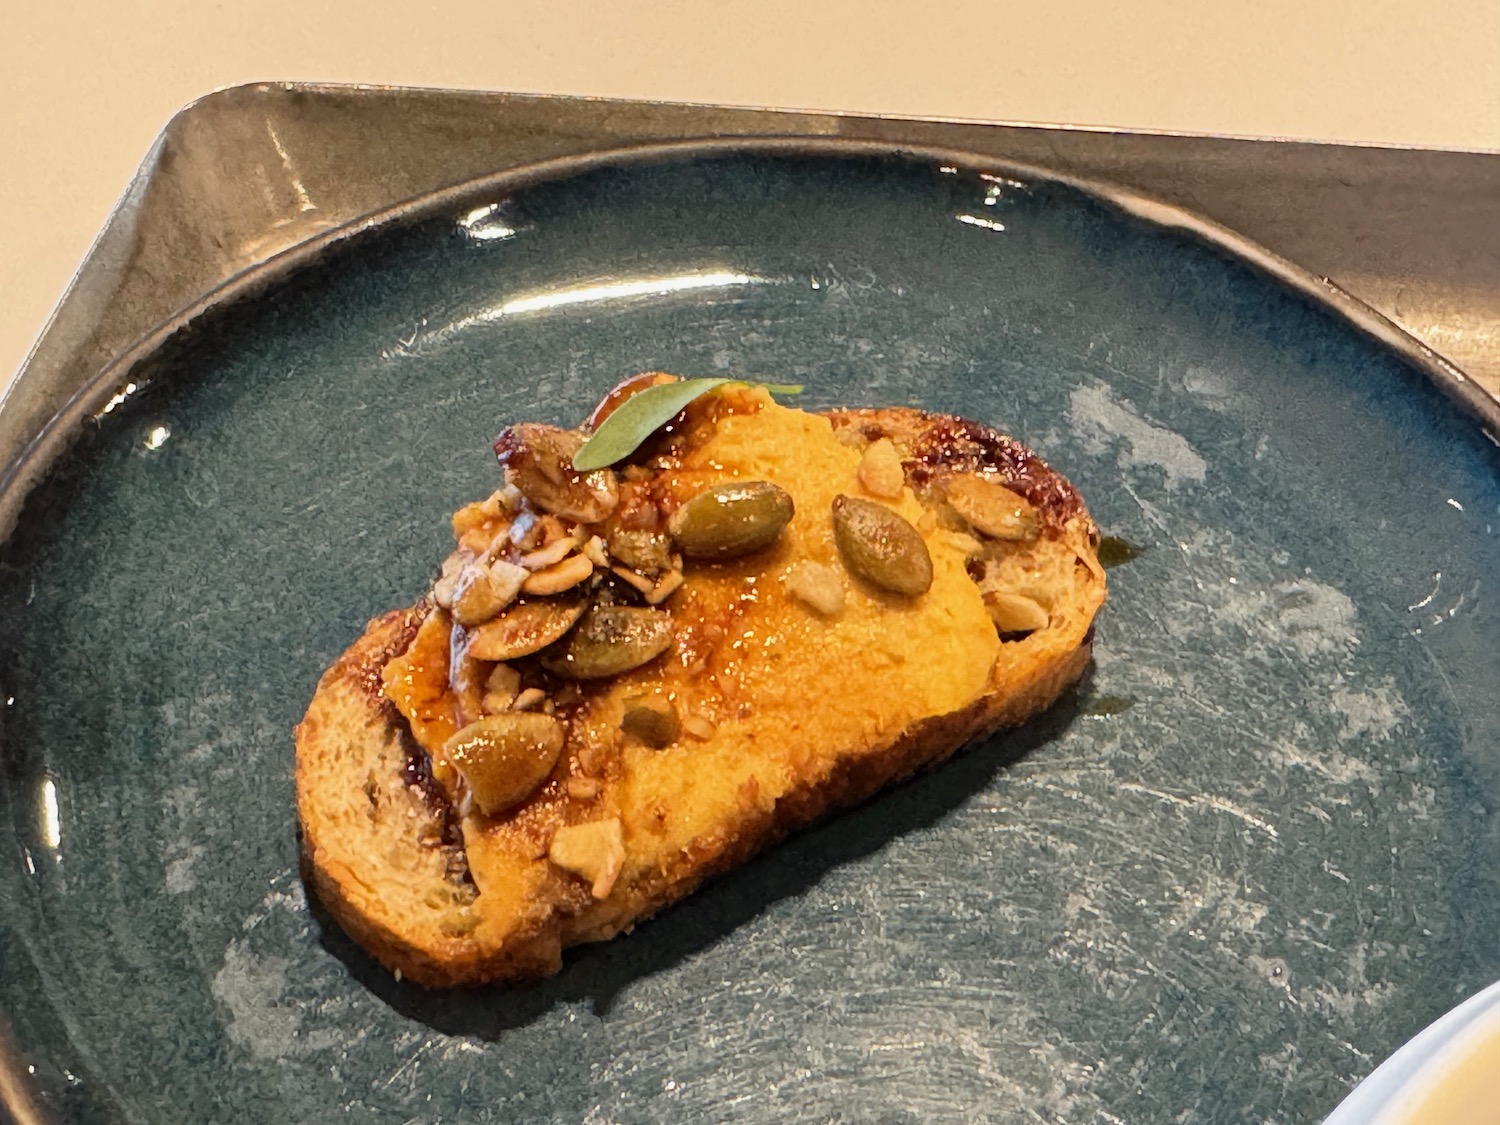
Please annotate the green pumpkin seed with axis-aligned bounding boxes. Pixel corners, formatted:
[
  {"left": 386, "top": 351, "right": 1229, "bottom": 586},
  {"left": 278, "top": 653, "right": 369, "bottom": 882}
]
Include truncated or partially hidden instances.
[
  {"left": 464, "top": 593, "right": 588, "bottom": 661},
  {"left": 831, "top": 495, "right": 933, "bottom": 597},
  {"left": 444, "top": 712, "right": 566, "bottom": 816},
  {"left": 620, "top": 696, "right": 682, "bottom": 748},
  {"left": 540, "top": 605, "right": 674, "bottom": 680},
  {"left": 608, "top": 527, "right": 673, "bottom": 573},
  {"left": 668, "top": 480, "right": 794, "bottom": 560}
]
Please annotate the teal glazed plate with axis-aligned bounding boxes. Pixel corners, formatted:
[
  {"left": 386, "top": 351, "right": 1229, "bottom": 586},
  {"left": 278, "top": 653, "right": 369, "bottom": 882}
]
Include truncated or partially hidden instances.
[{"left": 1, "top": 143, "right": 1498, "bottom": 1124}]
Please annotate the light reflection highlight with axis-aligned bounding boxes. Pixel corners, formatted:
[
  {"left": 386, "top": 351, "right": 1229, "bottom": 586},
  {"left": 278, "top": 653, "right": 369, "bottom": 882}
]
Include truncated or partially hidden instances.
[
  {"left": 407, "top": 270, "right": 769, "bottom": 355},
  {"left": 979, "top": 173, "right": 1028, "bottom": 190},
  {"left": 97, "top": 381, "right": 140, "bottom": 418},
  {"left": 460, "top": 202, "right": 519, "bottom": 242},
  {"left": 144, "top": 424, "right": 172, "bottom": 451},
  {"left": 956, "top": 214, "right": 1006, "bottom": 233},
  {"left": 40, "top": 779, "right": 60, "bottom": 849},
  {"left": 499, "top": 272, "right": 764, "bottom": 316}
]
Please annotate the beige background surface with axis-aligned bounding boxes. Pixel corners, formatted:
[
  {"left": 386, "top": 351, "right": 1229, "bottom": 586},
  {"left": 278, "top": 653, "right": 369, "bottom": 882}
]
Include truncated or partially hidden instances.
[{"left": 4, "top": 0, "right": 1499, "bottom": 391}]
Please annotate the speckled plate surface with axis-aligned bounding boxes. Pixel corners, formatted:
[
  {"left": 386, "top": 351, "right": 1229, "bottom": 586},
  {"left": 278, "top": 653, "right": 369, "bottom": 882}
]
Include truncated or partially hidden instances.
[{"left": 1, "top": 151, "right": 1497, "bottom": 1124}]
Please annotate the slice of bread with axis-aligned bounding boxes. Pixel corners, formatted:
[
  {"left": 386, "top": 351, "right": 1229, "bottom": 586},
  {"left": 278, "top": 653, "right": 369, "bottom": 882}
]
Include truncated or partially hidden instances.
[{"left": 296, "top": 382, "right": 1106, "bottom": 987}]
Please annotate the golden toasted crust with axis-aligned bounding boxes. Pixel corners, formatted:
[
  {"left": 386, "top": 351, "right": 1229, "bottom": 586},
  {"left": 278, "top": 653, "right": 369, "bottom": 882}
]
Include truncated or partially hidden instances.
[{"left": 295, "top": 406, "right": 1105, "bottom": 987}]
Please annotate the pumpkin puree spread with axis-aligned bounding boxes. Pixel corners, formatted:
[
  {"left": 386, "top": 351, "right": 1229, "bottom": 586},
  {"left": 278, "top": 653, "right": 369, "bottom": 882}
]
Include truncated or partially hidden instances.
[{"left": 384, "top": 388, "right": 998, "bottom": 950}]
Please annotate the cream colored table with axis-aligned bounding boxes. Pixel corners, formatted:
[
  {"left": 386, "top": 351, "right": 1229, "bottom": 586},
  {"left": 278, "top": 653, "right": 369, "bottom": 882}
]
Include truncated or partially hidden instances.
[{"left": 4, "top": 0, "right": 1499, "bottom": 392}]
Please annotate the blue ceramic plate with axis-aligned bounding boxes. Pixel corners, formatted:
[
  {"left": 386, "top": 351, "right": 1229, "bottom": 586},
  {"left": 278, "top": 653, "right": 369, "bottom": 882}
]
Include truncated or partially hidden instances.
[{"left": 2, "top": 148, "right": 1497, "bottom": 1124}]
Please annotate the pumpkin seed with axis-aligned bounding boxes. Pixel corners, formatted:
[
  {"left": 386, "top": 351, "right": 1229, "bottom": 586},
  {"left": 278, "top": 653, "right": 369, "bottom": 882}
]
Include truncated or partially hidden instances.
[
  {"left": 465, "top": 594, "right": 588, "bottom": 661},
  {"left": 831, "top": 495, "right": 933, "bottom": 597},
  {"left": 608, "top": 527, "right": 673, "bottom": 572},
  {"left": 620, "top": 696, "right": 681, "bottom": 748},
  {"left": 945, "top": 474, "right": 1040, "bottom": 541},
  {"left": 444, "top": 712, "right": 565, "bottom": 817},
  {"left": 540, "top": 605, "right": 674, "bottom": 680},
  {"left": 668, "top": 480, "right": 794, "bottom": 560}
]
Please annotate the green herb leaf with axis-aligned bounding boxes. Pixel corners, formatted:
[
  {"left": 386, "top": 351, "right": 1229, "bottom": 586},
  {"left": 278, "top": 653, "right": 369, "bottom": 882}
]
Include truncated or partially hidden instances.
[{"left": 572, "top": 379, "right": 803, "bottom": 471}]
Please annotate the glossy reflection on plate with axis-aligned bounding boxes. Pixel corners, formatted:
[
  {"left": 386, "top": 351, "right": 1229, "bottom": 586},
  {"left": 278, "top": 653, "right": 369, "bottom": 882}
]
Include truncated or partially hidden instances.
[{"left": 1, "top": 152, "right": 1498, "bottom": 1124}]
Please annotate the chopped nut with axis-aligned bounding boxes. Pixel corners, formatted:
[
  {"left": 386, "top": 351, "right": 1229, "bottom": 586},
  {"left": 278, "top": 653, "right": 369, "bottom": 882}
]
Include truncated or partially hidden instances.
[
  {"left": 583, "top": 535, "right": 610, "bottom": 568},
  {"left": 617, "top": 498, "right": 663, "bottom": 532},
  {"left": 458, "top": 525, "right": 496, "bottom": 556},
  {"left": 785, "top": 561, "right": 845, "bottom": 616},
  {"left": 983, "top": 591, "right": 1051, "bottom": 634},
  {"left": 946, "top": 474, "right": 1041, "bottom": 541},
  {"left": 610, "top": 565, "right": 657, "bottom": 596},
  {"left": 509, "top": 511, "right": 544, "bottom": 551},
  {"left": 519, "top": 536, "right": 576, "bottom": 571},
  {"left": 480, "top": 664, "right": 521, "bottom": 714},
  {"left": 645, "top": 569, "right": 685, "bottom": 606},
  {"left": 946, "top": 531, "right": 985, "bottom": 557},
  {"left": 608, "top": 527, "right": 672, "bottom": 572},
  {"left": 512, "top": 687, "right": 548, "bottom": 712},
  {"left": 479, "top": 523, "right": 516, "bottom": 562},
  {"left": 567, "top": 777, "right": 602, "bottom": 800},
  {"left": 682, "top": 714, "right": 718, "bottom": 741},
  {"left": 432, "top": 550, "right": 471, "bottom": 608},
  {"left": 497, "top": 483, "right": 526, "bottom": 511},
  {"left": 486, "top": 559, "right": 528, "bottom": 605},
  {"left": 857, "top": 438, "right": 906, "bottom": 499},
  {"left": 452, "top": 498, "right": 498, "bottom": 537},
  {"left": 548, "top": 818, "right": 625, "bottom": 899},
  {"left": 522, "top": 553, "right": 594, "bottom": 595},
  {"left": 453, "top": 564, "right": 508, "bottom": 626}
]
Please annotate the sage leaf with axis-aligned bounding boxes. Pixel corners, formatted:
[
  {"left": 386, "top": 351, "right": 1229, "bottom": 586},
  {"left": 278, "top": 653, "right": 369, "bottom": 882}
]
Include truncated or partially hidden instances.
[{"left": 572, "top": 378, "right": 803, "bottom": 471}]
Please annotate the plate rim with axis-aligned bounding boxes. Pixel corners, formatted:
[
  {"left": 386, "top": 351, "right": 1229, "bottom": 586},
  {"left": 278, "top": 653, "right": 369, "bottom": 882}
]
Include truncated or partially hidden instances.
[
  {"left": 3, "top": 134, "right": 1498, "bottom": 1125},
  {"left": 2, "top": 135, "right": 1497, "bottom": 546}
]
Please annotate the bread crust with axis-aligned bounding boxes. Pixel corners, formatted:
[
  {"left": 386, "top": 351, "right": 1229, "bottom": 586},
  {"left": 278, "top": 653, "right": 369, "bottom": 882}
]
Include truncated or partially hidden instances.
[{"left": 296, "top": 405, "right": 1105, "bottom": 986}]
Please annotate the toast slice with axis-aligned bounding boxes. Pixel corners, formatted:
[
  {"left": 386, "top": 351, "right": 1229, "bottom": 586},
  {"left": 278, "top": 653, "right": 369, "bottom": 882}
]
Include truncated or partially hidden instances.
[{"left": 296, "top": 379, "right": 1106, "bottom": 986}]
